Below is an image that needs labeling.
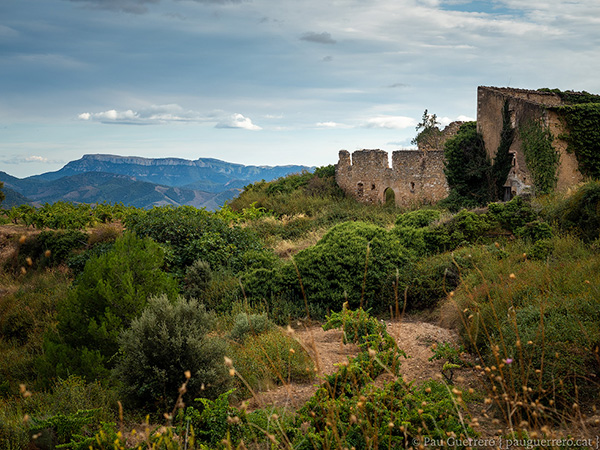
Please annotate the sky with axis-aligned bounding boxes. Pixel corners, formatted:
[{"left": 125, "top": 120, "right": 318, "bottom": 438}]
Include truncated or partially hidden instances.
[{"left": 1, "top": 0, "right": 599, "bottom": 178}]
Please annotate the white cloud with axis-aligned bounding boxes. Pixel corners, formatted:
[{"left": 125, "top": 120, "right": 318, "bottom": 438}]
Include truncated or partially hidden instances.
[
  {"left": 439, "top": 115, "right": 475, "bottom": 126},
  {"left": 25, "top": 155, "right": 49, "bottom": 163},
  {"left": 316, "top": 121, "right": 351, "bottom": 129},
  {"left": 363, "top": 116, "right": 417, "bottom": 129},
  {"left": 215, "top": 113, "right": 262, "bottom": 130},
  {"left": 78, "top": 104, "right": 208, "bottom": 124},
  {"left": 79, "top": 106, "right": 262, "bottom": 130}
]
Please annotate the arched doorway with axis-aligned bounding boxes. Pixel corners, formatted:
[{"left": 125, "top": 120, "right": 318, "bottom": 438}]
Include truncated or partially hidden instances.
[{"left": 384, "top": 187, "right": 396, "bottom": 207}]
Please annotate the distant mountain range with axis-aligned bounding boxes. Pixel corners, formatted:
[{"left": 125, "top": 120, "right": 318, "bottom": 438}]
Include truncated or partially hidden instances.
[{"left": 0, "top": 154, "right": 313, "bottom": 210}]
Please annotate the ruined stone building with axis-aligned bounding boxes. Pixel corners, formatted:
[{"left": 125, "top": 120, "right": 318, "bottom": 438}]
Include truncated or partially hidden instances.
[
  {"left": 477, "top": 86, "right": 583, "bottom": 199},
  {"left": 335, "top": 122, "right": 462, "bottom": 207},
  {"left": 336, "top": 86, "right": 594, "bottom": 206}
]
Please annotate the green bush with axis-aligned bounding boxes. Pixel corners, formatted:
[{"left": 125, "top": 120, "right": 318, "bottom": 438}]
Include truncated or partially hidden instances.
[
  {"left": 528, "top": 238, "right": 553, "bottom": 260},
  {"left": 115, "top": 295, "right": 231, "bottom": 410},
  {"left": 487, "top": 196, "right": 537, "bottom": 234},
  {"left": 515, "top": 220, "right": 554, "bottom": 242},
  {"left": 242, "top": 221, "right": 413, "bottom": 315},
  {"left": 39, "top": 233, "right": 178, "bottom": 382},
  {"left": 296, "top": 379, "right": 474, "bottom": 450},
  {"left": 395, "top": 209, "right": 442, "bottom": 228},
  {"left": 183, "top": 259, "right": 212, "bottom": 300},
  {"left": 176, "top": 390, "right": 244, "bottom": 447},
  {"left": 291, "top": 222, "right": 413, "bottom": 312},
  {"left": 405, "top": 251, "right": 468, "bottom": 310},
  {"left": 66, "top": 242, "right": 114, "bottom": 277},
  {"left": 228, "top": 312, "right": 273, "bottom": 343},
  {"left": 124, "top": 205, "right": 266, "bottom": 278},
  {"left": 231, "top": 328, "right": 314, "bottom": 393},
  {"left": 547, "top": 181, "right": 600, "bottom": 242}
]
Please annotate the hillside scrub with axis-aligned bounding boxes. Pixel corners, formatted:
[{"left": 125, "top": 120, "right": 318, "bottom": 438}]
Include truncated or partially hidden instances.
[
  {"left": 123, "top": 205, "right": 268, "bottom": 279},
  {"left": 38, "top": 232, "right": 178, "bottom": 382},
  {"left": 543, "top": 180, "right": 600, "bottom": 242},
  {"left": 3, "top": 178, "right": 600, "bottom": 448},
  {"left": 448, "top": 234, "right": 600, "bottom": 415}
]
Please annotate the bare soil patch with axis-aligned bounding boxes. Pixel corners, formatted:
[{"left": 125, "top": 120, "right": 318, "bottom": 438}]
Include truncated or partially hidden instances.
[{"left": 244, "top": 317, "right": 474, "bottom": 412}]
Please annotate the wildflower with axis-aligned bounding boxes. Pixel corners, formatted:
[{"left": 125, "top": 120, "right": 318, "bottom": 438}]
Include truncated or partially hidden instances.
[{"left": 505, "top": 358, "right": 513, "bottom": 364}]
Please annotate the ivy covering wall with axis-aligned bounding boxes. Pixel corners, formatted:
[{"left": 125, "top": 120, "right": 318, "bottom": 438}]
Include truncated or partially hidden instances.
[
  {"left": 557, "top": 103, "right": 600, "bottom": 179},
  {"left": 519, "top": 119, "right": 559, "bottom": 195}
]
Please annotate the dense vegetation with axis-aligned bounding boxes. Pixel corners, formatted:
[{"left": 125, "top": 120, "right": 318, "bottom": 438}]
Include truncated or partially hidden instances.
[{"left": 1, "top": 163, "right": 600, "bottom": 449}]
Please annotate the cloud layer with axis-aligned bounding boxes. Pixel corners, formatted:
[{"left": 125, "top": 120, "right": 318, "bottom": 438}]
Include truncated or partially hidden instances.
[
  {"left": 2, "top": 0, "right": 600, "bottom": 177},
  {"left": 78, "top": 105, "right": 261, "bottom": 130}
]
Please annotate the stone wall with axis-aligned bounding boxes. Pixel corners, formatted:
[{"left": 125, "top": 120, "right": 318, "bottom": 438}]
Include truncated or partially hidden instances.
[{"left": 335, "top": 149, "right": 448, "bottom": 207}]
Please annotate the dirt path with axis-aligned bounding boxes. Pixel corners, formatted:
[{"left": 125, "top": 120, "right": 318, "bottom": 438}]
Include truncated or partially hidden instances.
[{"left": 244, "top": 318, "right": 466, "bottom": 411}]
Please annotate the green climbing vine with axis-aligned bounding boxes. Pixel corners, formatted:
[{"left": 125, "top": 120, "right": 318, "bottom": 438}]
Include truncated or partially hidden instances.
[
  {"left": 558, "top": 103, "right": 600, "bottom": 179},
  {"left": 519, "top": 119, "right": 559, "bottom": 195},
  {"left": 491, "top": 99, "right": 515, "bottom": 199},
  {"left": 538, "top": 88, "right": 600, "bottom": 105}
]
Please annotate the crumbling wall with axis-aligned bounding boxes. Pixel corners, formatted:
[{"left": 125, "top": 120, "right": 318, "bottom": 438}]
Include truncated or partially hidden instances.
[{"left": 335, "top": 149, "right": 448, "bottom": 207}]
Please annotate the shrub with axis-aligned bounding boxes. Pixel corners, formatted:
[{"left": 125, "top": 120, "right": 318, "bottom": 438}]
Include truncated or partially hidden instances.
[
  {"left": 487, "top": 196, "right": 537, "bottom": 234},
  {"left": 230, "top": 328, "right": 314, "bottom": 393},
  {"left": 228, "top": 313, "right": 273, "bottom": 342},
  {"left": 124, "top": 205, "right": 265, "bottom": 278},
  {"left": 547, "top": 181, "right": 600, "bottom": 242},
  {"left": 39, "top": 233, "right": 178, "bottom": 382},
  {"left": 515, "top": 220, "right": 554, "bottom": 242},
  {"left": 115, "top": 295, "right": 231, "bottom": 410},
  {"left": 176, "top": 390, "right": 244, "bottom": 447},
  {"left": 290, "top": 222, "right": 413, "bottom": 312},
  {"left": 15, "top": 230, "right": 87, "bottom": 270},
  {"left": 183, "top": 259, "right": 212, "bottom": 300},
  {"left": 395, "top": 209, "right": 442, "bottom": 228},
  {"left": 295, "top": 379, "right": 475, "bottom": 450}
]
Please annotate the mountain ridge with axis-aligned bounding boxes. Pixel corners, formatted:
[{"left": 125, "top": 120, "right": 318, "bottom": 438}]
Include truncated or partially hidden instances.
[{"left": 0, "top": 154, "right": 314, "bottom": 210}]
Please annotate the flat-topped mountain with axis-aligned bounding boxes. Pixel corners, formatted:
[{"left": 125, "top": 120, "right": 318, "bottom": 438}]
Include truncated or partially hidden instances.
[
  {"left": 31, "top": 154, "right": 313, "bottom": 192},
  {"left": 1, "top": 154, "right": 313, "bottom": 210}
]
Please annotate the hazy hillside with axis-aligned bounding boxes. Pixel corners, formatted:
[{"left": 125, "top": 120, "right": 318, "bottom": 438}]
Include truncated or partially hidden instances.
[
  {"left": 0, "top": 186, "right": 31, "bottom": 208},
  {"left": 0, "top": 154, "right": 313, "bottom": 209},
  {"left": 0, "top": 171, "right": 236, "bottom": 209}
]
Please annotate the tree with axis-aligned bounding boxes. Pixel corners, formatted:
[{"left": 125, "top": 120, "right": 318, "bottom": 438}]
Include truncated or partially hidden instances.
[
  {"left": 443, "top": 121, "right": 492, "bottom": 209},
  {"left": 39, "top": 233, "right": 179, "bottom": 382},
  {"left": 0, "top": 181, "right": 5, "bottom": 206},
  {"left": 411, "top": 109, "right": 443, "bottom": 150}
]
